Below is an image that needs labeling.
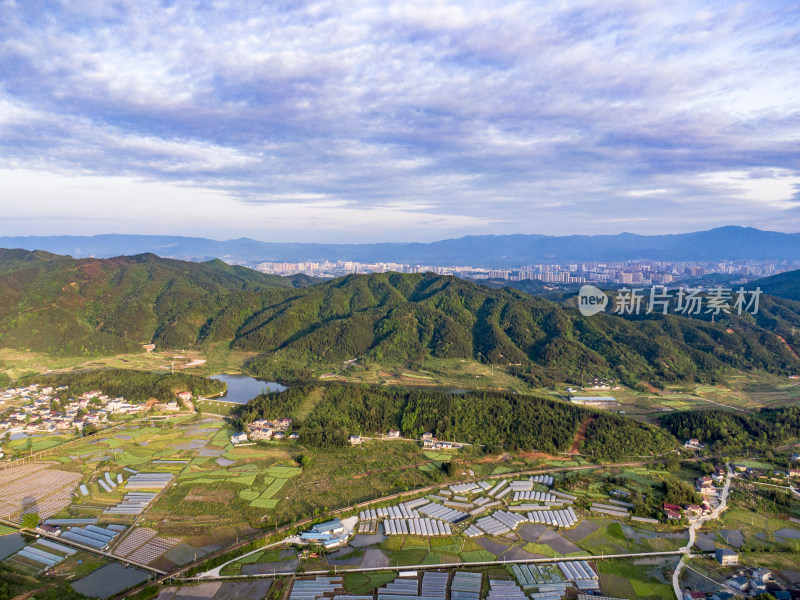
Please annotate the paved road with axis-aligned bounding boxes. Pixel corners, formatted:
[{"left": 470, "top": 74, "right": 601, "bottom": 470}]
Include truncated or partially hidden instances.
[
  {"left": 749, "top": 479, "right": 800, "bottom": 497},
  {"left": 672, "top": 463, "right": 734, "bottom": 600},
  {"left": 190, "top": 550, "right": 689, "bottom": 582}
]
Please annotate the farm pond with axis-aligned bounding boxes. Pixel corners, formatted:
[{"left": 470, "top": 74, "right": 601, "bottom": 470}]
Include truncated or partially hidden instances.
[{"left": 209, "top": 374, "right": 287, "bottom": 404}]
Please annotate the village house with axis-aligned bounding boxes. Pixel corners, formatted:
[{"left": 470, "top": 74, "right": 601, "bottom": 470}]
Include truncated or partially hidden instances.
[
  {"left": 230, "top": 432, "right": 249, "bottom": 445},
  {"left": 387, "top": 429, "right": 401, "bottom": 438},
  {"left": 684, "top": 504, "right": 703, "bottom": 517},
  {"left": 684, "top": 438, "right": 703, "bottom": 450},
  {"left": 752, "top": 568, "right": 772, "bottom": 583},
  {"left": 348, "top": 434, "right": 362, "bottom": 445},
  {"left": 663, "top": 503, "right": 682, "bottom": 520},
  {"left": 248, "top": 427, "right": 273, "bottom": 441},
  {"left": 725, "top": 576, "right": 749, "bottom": 593},
  {"left": 696, "top": 476, "right": 714, "bottom": 493},
  {"left": 716, "top": 547, "right": 738, "bottom": 565}
]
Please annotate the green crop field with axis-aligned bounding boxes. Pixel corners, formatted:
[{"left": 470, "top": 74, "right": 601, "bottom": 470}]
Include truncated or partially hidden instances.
[
  {"left": 597, "top": 559, "right": 676, "bottom": 600},
  {"left": 345, "top": 571, "right": 398, "bottom": 594}
]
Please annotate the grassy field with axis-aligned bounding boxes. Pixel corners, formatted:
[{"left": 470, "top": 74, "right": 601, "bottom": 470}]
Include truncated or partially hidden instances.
[
  {"left": 704, "top": 507, "right": 800, "bottom": 550},
  {"left": 345, "top": 571, "right": 398, "bottom": 594},
  {"left": 576, "top": 519, "right": 686, "bottom": 555},
  {"left": 0, "top": 344, "right": 256, "bottom": 381},
  {"left": 195, "top": 399, "right": 240, "bottom": 416},
  {"left": 378, "top": 534, "right": 494, "bottom": 566},
  {"left": 597, "top": 558, "right": 677, "bottom": 600}
]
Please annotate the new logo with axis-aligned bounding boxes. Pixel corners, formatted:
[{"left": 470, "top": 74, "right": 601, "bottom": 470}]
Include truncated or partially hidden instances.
[{"left": 578, "top": 285, "right": 609, "bottom": 316}]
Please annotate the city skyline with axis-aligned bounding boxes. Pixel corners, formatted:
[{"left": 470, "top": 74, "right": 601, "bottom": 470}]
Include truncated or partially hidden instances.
[{"left": 1, "top": 1, "right": 799, "bottom": 242}]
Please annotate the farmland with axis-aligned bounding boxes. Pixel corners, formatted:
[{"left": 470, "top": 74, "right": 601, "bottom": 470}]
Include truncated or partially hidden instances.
[{"left": 596, "top": 558, "right": 678, "bottom": 600}]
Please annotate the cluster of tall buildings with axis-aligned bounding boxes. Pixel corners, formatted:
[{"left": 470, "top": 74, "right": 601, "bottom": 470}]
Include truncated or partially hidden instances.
[{"left": 250, "top": 258, "right": 800, "bottom": 285}]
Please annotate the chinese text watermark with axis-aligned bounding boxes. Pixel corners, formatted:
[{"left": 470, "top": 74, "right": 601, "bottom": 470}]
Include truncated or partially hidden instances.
[{"left": 578, "top": 285, "right": 762, "bottom": 317}]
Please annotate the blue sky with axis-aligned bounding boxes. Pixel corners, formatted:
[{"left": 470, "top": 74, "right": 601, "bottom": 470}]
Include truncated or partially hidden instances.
[{"left": 1, "top": 0, "right": 799, "bottom": 242}]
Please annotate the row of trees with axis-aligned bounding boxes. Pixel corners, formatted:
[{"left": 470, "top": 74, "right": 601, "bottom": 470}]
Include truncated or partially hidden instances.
[
  {"left": 24, "top": 369, "right": 226, "bottom": 403},
  {"left": 662, "top": 406, "right": 800, "bottom": 452}
]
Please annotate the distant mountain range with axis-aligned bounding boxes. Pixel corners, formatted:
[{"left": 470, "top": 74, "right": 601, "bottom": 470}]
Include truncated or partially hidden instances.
[{"left": 2, "top": 226, "right": 800, "bottom": 266}]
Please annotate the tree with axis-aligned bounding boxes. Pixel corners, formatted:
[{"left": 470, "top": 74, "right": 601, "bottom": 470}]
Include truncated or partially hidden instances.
[
  {"left": 21, "top": 513, "right": 40, "bottom": 529},
  {"left": 665, "top": 454, "right": 679, "bottom": 472}
]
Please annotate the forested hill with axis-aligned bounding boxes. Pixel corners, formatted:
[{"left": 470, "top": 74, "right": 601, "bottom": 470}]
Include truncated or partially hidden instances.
[
  {"left": 233, "top": 272, "right": 800, "bottom": 386},
  {"left": 238, "top": 384, "right": 677, "bottom": 461},
  {"left": 661, "top": 406, "right": 800, "bottom": 452},
  {"left": 2, "top": 249, "right": 800, "bottom": 387},
  {"left": 0, "top": 249, "right": 315, "bottom": 355},
  {"left": 748, "top": 269, "right": 800, "bottom": 302}
]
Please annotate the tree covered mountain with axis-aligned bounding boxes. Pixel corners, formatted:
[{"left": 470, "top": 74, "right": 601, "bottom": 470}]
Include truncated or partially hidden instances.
[
  {"left": 232, "top": 272, "right": 800, "bottom": 386},
  {"left": 748, "top": 268, "right": 800, "bottom": 303},
  {"left": 0, "top": 249, "right": 314, "bottom": 355},
  {"left": 1, "top": 250, "right": 800, "bottom": 386}
]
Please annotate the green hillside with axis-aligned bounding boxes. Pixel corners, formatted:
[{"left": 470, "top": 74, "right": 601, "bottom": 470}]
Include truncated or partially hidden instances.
[
  {"left": 2, "top": 250, "right": 800, "bottom": 387},
  {"left": 227, "top": 273, "right": 800, "bottom": 386},
  {"left": 748, "top": 269, "right": 800, "bottom": 302},
  {"left": 0, "top": 249, "right": 312, "bottom": 355},
  {"left": 239, "top": 384, "right": 677, "bottom": 460},
  {"left": 661, "top": 406, "right": 800, "bottom": 452}
]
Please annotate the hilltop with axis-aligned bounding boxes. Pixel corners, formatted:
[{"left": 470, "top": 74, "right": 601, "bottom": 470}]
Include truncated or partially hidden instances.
[
  {"left": 748, "top": 268, "right": 800, "bottom": 302},
  {"left": 1, "top": 250, "right": 800, "bottom": 387},
  {"left": 0, "top": 249, "right": 315, "bottom": 355}
]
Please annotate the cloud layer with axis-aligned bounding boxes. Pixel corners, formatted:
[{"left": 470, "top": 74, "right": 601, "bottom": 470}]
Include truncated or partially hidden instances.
[{"left": 1, "top": 0, "right": 799, "bottom": 241}]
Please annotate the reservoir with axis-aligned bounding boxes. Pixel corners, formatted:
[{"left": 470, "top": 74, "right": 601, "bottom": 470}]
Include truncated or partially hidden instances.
[{"left": 209, "top": 374, "right": 287, "bottom": 404}]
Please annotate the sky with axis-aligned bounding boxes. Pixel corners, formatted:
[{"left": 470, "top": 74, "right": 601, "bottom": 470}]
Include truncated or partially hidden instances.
[{"left": 1, "top": 0, "right": 799, "bottom": 243}]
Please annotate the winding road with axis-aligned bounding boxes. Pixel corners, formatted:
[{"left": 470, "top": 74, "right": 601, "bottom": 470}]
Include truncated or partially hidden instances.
[{"left": 672, "top": 463, "right": 734, "bottom": 600}]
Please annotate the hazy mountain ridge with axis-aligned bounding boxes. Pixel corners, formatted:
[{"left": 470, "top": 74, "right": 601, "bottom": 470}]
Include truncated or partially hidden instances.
[{"left": 2, "top": 226, "right": 800, "bottom": 266}]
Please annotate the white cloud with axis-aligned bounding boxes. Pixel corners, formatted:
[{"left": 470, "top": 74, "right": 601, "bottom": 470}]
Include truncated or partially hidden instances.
[
  {"left": 0, "top": 169, "right": 499, "bottom": 241},
  {"left": 696, "top": 169, "right": 800, "bottom": 210},
  {"left": 0, "top": 0, "right": 798, "bottom": 238}
]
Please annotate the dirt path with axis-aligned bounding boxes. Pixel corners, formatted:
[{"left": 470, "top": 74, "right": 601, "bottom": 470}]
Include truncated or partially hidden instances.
[
  {"left": 777, "top": 335, "right": 800, "bottom": 360},
  {"left": 295, "top": 387, "right": 324, "bottom": 420},
  {"left": 569, "top": 417, "right": 596, "bottom": 455}
]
